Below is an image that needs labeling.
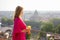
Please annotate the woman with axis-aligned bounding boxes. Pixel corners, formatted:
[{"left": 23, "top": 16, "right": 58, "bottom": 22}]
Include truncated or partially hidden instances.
[{"left": 12, "top": 6, "right": 30, "bottom": 40}]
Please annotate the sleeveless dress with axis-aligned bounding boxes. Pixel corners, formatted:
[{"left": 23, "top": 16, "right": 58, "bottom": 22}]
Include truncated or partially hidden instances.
[{"left": 12, "top": 17, "right": 26, "bottom": 40}]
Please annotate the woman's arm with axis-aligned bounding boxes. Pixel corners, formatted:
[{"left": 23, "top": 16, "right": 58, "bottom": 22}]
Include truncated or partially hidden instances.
[{"left": 14, "top": 18, "right": 30, "bottom": 33}]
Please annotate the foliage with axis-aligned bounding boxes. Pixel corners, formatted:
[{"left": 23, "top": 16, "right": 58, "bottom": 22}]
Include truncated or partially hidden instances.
[
  {"left": 26, "top": 33, "right": 31, "bottom": 40},
  {"left": 1, "top": 17, "right": 13, "bottom": 26},
  {"left": 50, "top": 18, "right": 60, "bottom": 27},
  {"left": 1, "top": 17, "right": 8, "bottom": 24},
  {"left": 55, "top": 24, "right": 60, "bottom": 34},
  {"left": 39, "top": 31, "right": 46, "bottom": 37},
  {"left": 6, "top": 19, "right": 13, "bottom": 25},
  {"left": 41, "top": 22, "right": 54, "bottom": 32},
  {"left": 38, "top": 31, "right": 46, "bottom": 40}
]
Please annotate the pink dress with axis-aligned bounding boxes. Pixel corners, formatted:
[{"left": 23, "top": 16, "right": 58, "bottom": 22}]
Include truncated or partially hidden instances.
[{"left": 12, "top": 17, "right": 26, "bottom": 40}]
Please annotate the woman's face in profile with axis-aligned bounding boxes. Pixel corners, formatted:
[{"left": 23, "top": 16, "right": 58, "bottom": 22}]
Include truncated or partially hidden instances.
[{"left": 20, "top": 9, "right": 23, "bottom": 17}]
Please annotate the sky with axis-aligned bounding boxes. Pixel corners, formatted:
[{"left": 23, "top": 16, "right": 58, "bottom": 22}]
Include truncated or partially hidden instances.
[{"left": 0, "top": 0, "right": 60, "bottom": 11}]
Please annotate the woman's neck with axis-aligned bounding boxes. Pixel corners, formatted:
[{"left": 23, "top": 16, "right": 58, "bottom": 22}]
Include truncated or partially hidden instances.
[{"left": 19, "top": 16, "right": 22, "bottom": 19}]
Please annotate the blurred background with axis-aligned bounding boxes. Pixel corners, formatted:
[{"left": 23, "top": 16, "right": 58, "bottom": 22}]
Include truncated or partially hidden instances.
[{"left": 0, "top": 0, "right": 60, "bottom": 40}]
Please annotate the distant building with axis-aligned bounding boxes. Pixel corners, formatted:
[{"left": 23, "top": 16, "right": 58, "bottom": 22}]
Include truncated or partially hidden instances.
[{"left": 29, "top": 10, "right": 41, "bottom": 21}]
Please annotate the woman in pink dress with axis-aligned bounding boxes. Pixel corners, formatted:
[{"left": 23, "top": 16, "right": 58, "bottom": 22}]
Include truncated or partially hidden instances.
[{"left": 12, "top": 6, "right": 29, "bottom": 40}]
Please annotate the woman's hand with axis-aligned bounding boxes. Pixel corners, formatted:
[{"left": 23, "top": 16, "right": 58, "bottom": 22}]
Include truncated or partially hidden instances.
[
  {"left": 26, "top": 26, "right": 31, "bottom": 34},
  {"left": 27, "top": 30, "right": 31, "bottom": 34},
  {"left": 22, "top": 29, "right": 26, "bottom": 32},
  {"left": 22, "top": 29, "right": 30, "bottom": 33},
  {"left": 22, "top": 26, "right": 31, "bottom": 34}
]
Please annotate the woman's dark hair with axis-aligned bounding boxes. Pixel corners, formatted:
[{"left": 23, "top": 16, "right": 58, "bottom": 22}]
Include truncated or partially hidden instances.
[{"left": 14, "top": 6, "right": 23, "bottom": 19}]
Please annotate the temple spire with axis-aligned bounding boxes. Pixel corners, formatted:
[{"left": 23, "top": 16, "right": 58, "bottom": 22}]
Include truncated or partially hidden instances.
[
  {"left": 29, "top": 10, "right": 40, "bottom": 21},
  {"left": 34, "top": 10, "right": 38, "bottom": 15}
]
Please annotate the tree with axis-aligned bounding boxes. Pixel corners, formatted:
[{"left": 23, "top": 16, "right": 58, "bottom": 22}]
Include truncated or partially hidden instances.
[
  {"left": 1, "top": 17, "right": 8, "bottom": 26},
  {"left": 7, "top": 19, "right": 13, "bottom": 25},
  {"left": 51, "top": 18, "right": 60, "bottom": 27},
  {"left": 38, "top": 31, "right": 46, "bottom": 40},
  {"left": 1, "top": 17, "right": 13, "bottom": 26},
  {"left": 41, "top": 22, "right": 54, "bottom": 32},
  {"left": 49, "top": 18, "right": 60, "bottom": 33},
  {"left": 55, "top": 24, "right": 60, "bottom": 34}
]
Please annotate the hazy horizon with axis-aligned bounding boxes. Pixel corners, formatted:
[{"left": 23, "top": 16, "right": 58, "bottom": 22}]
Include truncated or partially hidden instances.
[{"left": 0, "top": 0, "right": 60, "bottom": 11}]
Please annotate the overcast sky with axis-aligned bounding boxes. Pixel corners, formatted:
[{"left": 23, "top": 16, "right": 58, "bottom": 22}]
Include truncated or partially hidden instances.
[{"left": 0, "top": 0, "right": 60, "bottom": 11}]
